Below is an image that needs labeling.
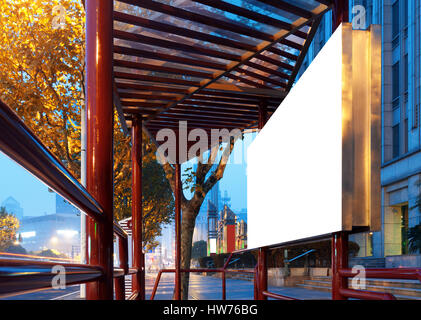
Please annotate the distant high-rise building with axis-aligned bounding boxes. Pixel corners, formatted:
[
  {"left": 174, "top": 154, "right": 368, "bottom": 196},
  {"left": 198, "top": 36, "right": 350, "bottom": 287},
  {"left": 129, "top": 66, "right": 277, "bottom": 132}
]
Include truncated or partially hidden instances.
[
  {"left": 193, "top": 181, "right": 221, "bottom": 244},
  {"left": 235, "top": 219, "right": 247, "bottom": 251},
  {"left": 216, "top": 205, "right": 236, "bottom": 254},
  {"left": 207, "top": 200, "right": 218, "bottom": 255},
  {"left": 1, "top": 196, "right": 24, "bottom": 220},
  {"left": 221, "top": 190, "right": 231, "bottom": 208},
  {"left": 210, "top": 181, "right": 220, "bottom": 213}
]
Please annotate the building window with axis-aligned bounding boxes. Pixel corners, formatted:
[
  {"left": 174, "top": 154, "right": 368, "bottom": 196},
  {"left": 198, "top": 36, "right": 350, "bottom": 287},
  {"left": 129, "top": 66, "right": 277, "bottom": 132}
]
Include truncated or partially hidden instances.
[
  {"left": 413, "top": 104, "right": 420, "bottom": 129},
  {"left": 404, "top": 54, "right": 408, "bottom": 92},
  {"left": 401, "top": 205, "right": 409, "bottom": 255},
  {"left": 403, "top": 0, "right": 408, "bottom": 28},
  {"left": 392, "top": 1, "right": 400, "bottom": 40},
  {"left": 392, "top": 104, "right": 401, "bottom": 158},
  {"left": 404, "top": 94, "right": 408, "bottom": 153},
  {"left": 392, "top": 62, "right": 400, "bottom": 99},
  {"left": 393, "top": 124, "right": 400, "bottom": 158},
  {"left": 404, "top": 118, "right": 408, "bottom": 153}
]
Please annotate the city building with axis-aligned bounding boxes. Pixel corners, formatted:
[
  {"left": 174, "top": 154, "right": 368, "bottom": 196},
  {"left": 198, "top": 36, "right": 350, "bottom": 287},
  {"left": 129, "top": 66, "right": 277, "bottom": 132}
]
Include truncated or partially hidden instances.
[
  {"left": 17, "top": 194, "right": 80, "bottom": 259},
  {"left": 235, "top": 219, "right": 248, "bottom": 251},
  {"left": 1, "top": 196, "right": 24, "bottom": 221},
  {"left": 216, "top": 205, "right": 236, "bottom": 254},
  {"left": 207, "top": 200, "right": 218, "bottom": 256},
  {"left": 297, "top": 0, "right": 421, "bottom": 267},
  {"left": 193, "top": 181, "right": 221, "bottom": 244}
]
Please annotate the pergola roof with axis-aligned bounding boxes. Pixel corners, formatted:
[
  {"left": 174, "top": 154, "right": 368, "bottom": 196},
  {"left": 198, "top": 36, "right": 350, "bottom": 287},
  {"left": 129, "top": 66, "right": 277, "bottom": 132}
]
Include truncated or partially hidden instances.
[{"left": 113, "top": 0, "right": 333, "bottom": 135}]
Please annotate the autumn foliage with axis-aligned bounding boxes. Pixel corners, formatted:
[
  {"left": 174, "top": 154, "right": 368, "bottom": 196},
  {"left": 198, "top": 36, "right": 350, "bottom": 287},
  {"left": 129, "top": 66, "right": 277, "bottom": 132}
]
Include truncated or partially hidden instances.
[{"left": 0, "top": 0, "right": 173, "bottom": 248}]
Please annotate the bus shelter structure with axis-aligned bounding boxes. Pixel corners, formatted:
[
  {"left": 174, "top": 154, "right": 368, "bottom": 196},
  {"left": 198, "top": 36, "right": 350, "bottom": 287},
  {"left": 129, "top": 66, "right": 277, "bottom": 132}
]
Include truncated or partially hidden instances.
[
  {"left": 86, "top": 0, "right": 338, "bottom": 300},
  {"left": 2, "top": 0, "right": 420, "bottom": 301}
]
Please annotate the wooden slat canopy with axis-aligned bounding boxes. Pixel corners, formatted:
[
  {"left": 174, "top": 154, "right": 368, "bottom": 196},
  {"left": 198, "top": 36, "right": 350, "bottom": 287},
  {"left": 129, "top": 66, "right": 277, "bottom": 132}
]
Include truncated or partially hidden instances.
[{"left": 112, "top": 0, "right": 334, "bottom": 135}]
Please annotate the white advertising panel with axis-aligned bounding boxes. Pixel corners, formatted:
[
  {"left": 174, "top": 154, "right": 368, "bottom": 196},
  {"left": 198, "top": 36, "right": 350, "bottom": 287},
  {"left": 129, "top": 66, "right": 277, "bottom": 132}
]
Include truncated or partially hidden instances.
[
  {"left": 247, "top": 23, "right": 382, "bottom": 249},
  {"left": 247, "top": 26, "right": 344, "bottom": 249}
]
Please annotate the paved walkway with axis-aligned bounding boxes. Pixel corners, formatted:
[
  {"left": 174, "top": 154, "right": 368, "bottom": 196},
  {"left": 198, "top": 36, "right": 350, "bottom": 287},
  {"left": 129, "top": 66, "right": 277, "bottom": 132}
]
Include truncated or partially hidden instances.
[{"left": 145, "top": 274, "right": 331, "bottom": 300}]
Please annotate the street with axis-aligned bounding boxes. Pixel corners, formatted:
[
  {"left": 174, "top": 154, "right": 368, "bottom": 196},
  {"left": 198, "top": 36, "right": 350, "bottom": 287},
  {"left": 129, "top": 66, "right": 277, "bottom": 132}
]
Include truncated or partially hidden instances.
[{"left": 1, "top": 274, "right": 331, "bottom": 300}]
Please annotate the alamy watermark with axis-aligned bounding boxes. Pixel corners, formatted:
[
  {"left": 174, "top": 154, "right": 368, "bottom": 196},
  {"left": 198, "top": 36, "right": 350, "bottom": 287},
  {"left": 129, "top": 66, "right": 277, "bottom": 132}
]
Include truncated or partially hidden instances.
[
  {"left": 155, "top": 121, "right": 255, "bottom": 165},
  {"left": 52, "top": 5, "right": 66, "bottom": 30},
  {"left": 51, "top": 265, "right": 66, "bottom": 290},
  {"left": 350, "top": 265, "right": 367, "bottom": 290},
  {"left": 352, "top": 5, "right": 367, "bottom": 30}
]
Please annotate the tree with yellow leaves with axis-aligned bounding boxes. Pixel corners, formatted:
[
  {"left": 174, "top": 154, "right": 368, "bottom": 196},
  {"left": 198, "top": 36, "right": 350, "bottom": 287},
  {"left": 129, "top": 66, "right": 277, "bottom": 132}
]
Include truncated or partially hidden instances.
[
  {"left": 0, "top": 207, "right": 19, "bottom": 251},
  {"left": 0, "top": 0, "right": 174, "bottom": 248}
]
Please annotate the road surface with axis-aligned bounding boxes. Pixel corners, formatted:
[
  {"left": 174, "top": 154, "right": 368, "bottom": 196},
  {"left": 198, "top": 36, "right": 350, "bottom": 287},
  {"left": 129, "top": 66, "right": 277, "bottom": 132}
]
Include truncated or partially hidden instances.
[{"left": 1, "top": 274, "right": 330, "bottom": 300}]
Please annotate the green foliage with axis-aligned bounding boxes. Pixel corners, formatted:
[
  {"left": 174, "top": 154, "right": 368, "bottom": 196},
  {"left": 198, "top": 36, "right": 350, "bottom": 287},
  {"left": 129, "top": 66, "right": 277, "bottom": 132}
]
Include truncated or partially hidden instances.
[
  {"left": 408, "top": 223, "right": 421, "bottom": 253},
  {"left": 4, "top": 244, "right": 27, "bottom": 254}
]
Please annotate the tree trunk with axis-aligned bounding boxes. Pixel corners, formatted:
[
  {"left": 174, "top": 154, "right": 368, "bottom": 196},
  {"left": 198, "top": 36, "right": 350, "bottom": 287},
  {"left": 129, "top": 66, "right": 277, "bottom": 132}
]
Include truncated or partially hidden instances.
[{"left": 180, "top": 206, "right": 197, "bottom": 300}]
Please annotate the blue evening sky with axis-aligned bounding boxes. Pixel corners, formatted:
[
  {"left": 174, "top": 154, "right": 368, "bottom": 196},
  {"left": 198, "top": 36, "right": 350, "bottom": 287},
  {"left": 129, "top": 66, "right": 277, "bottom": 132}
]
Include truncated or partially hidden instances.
[{"left": 0, "top": 151, "right": 56, "bottom": 217}]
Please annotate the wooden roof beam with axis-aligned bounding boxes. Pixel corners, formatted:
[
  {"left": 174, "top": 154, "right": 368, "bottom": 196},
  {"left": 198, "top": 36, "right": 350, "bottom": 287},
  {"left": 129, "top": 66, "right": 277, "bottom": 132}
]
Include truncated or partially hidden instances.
[
  {"left": 114, "top": 59, "right": 213, "bottom": 79},
  {"left": 113, "top": 10, "right": 255, "bottom": 51},
  {"left": 114, "top": 45, "right": 226, "bottom": 70},
  {"left": 118, "top": 0, "right": 274, "bottom": 41},
  {"left": 191, "top": 0, "right": 307, "bottom": 38},
  {"left": 142, "top": 3, "right": 329, "bottom": 122},
  {"left": 114, "top": 29, "right": 240, "bottom": 62}
]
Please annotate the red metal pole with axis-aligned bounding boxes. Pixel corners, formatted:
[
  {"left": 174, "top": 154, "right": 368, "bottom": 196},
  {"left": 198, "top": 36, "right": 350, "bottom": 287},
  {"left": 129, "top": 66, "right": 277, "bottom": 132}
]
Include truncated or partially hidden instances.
[
  {"left": 257, "top": 247, "right": 268, "bottom": 300},
  {"left": 150, "top": 270, "right": 164, "bottom": 300},
  {"left": 222, "top": 271, "right": 226, "bottom": 300},
  {"left": 253, "top": 265, "right": 258, "bottom": 300},
  {"left": 85, "top": 0, "right": 114, "bottom": 300},
  {"left": 332, "top": 0, "right": 349, "bottom": 31},
  {"left": 114, "top": 236, "right": 128, "bottom": 300},
  {"left": 221, "top": 252, "right": 233, "bottom": 300},
  {"left": 131, "top": 116, "right": 145, "bottom": 300},
  {"left": 174, "top": 162, "right": 182, "bottom": 300},
  {"left": 120, "top": 236, "right": 129, "bottom": 275},
  {"left": 114, "top": 277, "right": 125, "bottom": 300},
  {"left": 332, "top": 232, "right": 348, "bottom": 300},
  {"left": 258, "top": 100, "right": 267, "bottom": 130}
]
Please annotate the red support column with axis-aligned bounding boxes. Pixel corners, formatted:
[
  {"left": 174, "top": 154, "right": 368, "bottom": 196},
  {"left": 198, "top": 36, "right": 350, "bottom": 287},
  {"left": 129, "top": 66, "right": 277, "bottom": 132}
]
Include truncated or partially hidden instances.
[
  {"left": 174, "top": 162, "right": 182, "bottom": 300},
  {"left": 114, "top": 237, "right": 128, "bottom": 300},
  {"left": 85, "top": 0, "right": 114, "bottom": 300},
  {"left": 332, "top": 232, "right": 349, "bottom": 300},
  {"left": 132, "top": 116, "right": 145, "bottom": 300},
  {"left": 332, "top": 0, "right": 349, "bottom": 32},
  {"left": 258, "top": 100, "right": 267, "bottom": 130},
  {"left": 222, "top": 271, "right": 226, "bottom": 300},
  {"left": 257, "top": 247, "right": 268, "bottom": 300}
]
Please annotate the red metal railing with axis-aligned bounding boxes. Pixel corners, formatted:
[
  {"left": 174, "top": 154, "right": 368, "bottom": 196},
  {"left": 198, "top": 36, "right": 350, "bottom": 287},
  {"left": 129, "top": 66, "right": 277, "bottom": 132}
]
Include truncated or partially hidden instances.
[
  {"left": 337, "top": 267, "right": 421, "bottom": 300},
  {"left": 2, "top": 97, "right": 421, "bottom": 301},
  {"left": 0, "top": 99, "right": 130, "bottom": 300},
  {"left": 150, "top": 252, "right": 256, "bottom": 300}
]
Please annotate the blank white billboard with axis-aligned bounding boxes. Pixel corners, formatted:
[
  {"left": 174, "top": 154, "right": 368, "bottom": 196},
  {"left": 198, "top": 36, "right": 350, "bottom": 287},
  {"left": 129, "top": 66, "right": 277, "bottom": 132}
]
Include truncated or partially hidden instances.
[
  {"left": 247, "top": 26, "right": 344, "bottom": 249},
  {"left": 247, "top": 23, "right": 382, "bottom": 249}
]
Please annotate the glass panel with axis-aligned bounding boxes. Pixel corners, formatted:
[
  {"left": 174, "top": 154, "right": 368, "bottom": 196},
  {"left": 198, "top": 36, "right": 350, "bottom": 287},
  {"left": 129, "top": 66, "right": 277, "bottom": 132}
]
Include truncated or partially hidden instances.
[
  {"left": 392, "top": 62, "right": 400, "bottom": 99},
  {"left": 392, "top": 0, "right": 400, "bottom": 38},
  {"left": 393, "top": 124, "right": 400, "bottom": 158},
  {"left": 267, "top": 240, "right": 332, "bottom": 300},
  {"left": 0, "top": 151, "right": 84, "bottom": 264},
  {"left": 393, "top": 106, "right": 401, "bottom": 126},
  {"left": 350, "top": 228, "right": 421, "bottom": 300}
]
